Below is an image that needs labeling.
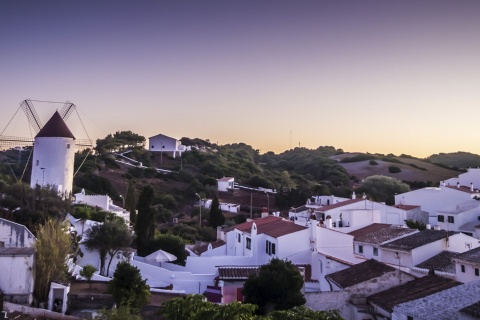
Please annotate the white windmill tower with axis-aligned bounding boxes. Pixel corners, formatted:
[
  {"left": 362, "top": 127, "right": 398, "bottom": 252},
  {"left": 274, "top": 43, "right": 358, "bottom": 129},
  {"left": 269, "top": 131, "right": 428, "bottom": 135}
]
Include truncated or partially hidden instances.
[
  {"left": 30, "top": 111, "right": 76, "bottom": 194},
  {"left": 0, "top": 99, "right": 92, "bottom": 195}
]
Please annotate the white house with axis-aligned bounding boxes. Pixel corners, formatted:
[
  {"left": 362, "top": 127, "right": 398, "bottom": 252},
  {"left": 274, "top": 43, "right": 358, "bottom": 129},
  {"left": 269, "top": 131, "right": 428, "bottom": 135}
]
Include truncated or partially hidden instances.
[
  {"left": 0, "top": 247, "right": 35, "bottom": 305},
  {"left": 149, "top": 134, "right": 186, "bottom": 158},
  {"left": 454, "top": 247, "right": 480, "bottom": 283},
  {"left": 444, "top": 168, "right": 480, "bottom": 189},
  {"left": 379, "top": 229, "right": 480, "bottom": 272},
  {"left": 30, "top": 111, "right": 76, "bottom": 194},
  {"left": 436, "top": 199, "right": 480, "bottom": 236},
  {"left": 217, "top": 177, "right": 235, "bottom": 192},
  {"left": 350, "top": 223, "right": 417, "bottom": 261},
  {"left": 74, "top": 189, "right": 130, "bottom": 223},
  {"left": 392, "top": 280, "right": 480, "bottom": 320},
  {"left": 0, "top": 218, "right": 36, "bottom": 248},
  {"left": 395, "top": 184, "right": 480, "bottom": 225}
]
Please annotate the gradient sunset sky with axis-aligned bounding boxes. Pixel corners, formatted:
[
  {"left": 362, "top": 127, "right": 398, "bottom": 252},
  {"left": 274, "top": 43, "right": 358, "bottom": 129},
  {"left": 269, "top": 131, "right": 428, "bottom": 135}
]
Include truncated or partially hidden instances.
[{"left": 1, "top": 1, "right": 480, "bottom": 157}]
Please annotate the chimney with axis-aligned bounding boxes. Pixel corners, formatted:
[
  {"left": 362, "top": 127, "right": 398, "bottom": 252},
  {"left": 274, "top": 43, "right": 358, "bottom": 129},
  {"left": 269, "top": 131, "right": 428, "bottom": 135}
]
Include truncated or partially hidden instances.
[
  {"left": 434, "top": 225, "right": 442, "bottom": 230},
  {"left": 471, "top": 183, "right": 474, "bottom": 192},
  {"left": 261, "top": 207, "right": 269, "bottom": 218},
  {"left": 426, "top": 224, "right": 431, "bottom": 230},
  {"left": 352, "top": 192, "right": 356, "bottom": 200},
  {"left": 457, "top": 182, "right": 460, "bottom": 188},
  {"left": 325, "top": 215, "right": 332, "bottom": 228}
]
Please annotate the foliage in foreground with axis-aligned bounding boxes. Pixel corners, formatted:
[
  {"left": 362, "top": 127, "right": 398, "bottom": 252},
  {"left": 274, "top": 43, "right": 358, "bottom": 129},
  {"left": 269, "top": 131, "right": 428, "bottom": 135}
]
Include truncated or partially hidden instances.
[
  {"left": 34, "top": 218, "right": 72, "bottom": 302},
  {"left": 94, "top": 306, "right": 142, "bottom": 320},
  {"left": 243, "top": 258, "right": 306, "bottom": 314},
  {"left": 160, "top": 295, "right": 343, "bottom": 320},
  {"left": 108, "top": 261, "right": 150, "bottom": 310}
]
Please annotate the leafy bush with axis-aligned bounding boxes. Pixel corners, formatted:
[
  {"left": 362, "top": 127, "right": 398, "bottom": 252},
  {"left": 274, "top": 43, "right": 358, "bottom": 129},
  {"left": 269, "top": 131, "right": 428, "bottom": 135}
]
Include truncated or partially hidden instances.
[
  {"left": 340, "top": 154, "right": 376, "bottom": 163},
  {"left": 388, "top": 165, "right": 401, "bottom": 173},
  {"left": 369, "top": 160, "right": 378, "bottom": 165}
]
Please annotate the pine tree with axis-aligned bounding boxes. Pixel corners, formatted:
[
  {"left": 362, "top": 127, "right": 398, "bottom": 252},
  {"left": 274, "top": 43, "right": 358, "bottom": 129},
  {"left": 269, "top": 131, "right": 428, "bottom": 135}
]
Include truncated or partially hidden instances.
[
  {"left": 135, "top": 185, "right": 156, "bottom": 255},
  {"left": 125, "top": 180, "right": 137, "bottom": 225},
  {"left": 209, "top": 196, "right": 225, "bottom": 229}
]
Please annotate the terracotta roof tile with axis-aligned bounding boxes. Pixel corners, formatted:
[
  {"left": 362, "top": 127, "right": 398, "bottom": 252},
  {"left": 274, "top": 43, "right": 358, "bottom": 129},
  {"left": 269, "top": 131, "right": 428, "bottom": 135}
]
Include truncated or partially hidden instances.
[
  {"left": 368, "top": 275, "right": 461, "bottom": 312},
  {"left": 191, "top": 240, "right": 225, "bottom": 255},
  {"left": 326, "top": 259, "right": 395, "bottom": 289},
  {"left": 392, "top": 204, "right": 420, "bottom": 210},
  {"left": 415, "top": 251, "right": 459, "bottom": 273},
  {"left": 352, "top": 225, "right": 416, "bottom": 244},
  {"left": 380, "top": 230, "right": 457, "bottom": 252},
  {"left": 315, "top": 198, "right": 364, "bottom": 211},
  {"left": 218, "top": 264, "right": 317, "bottom": 282},
  {"left": 348, "top": 223, "right": 391, "bottom": 239},
  {"left": 0, "top": 247, "right": 35, "bottom": 256},
  {"left": 35, "top": 111, "right": 75, "bottom": 139},
  {"left": 235, "top": 216, "right": 307, "bottom": 238},
  {"left": 445, "top": 185, "right": 480, "bottom": 194}
]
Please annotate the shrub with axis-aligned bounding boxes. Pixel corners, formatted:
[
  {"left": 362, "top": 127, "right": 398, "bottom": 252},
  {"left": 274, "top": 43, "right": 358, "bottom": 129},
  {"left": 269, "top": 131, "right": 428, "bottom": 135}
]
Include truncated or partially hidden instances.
[
  {"left": 369, "top": 160, "right": 378, "bottom": 165},
  {"left": 388, "top": 165, "right": 401, "bottom": 173}
]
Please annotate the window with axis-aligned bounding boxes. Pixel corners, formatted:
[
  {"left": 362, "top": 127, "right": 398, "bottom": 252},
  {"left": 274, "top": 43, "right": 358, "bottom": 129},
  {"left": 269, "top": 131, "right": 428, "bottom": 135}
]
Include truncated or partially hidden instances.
[
  {"left": 437, "top": 215, "right": 444, "bottom": 222},
  {"left": 358, "top": 245, "right": 363, "bottom": 254},
  {"left": 461, "top": 265, "right": 465, "bottom": 273},
  {"left": 246, "top": 237, "right": 251, "bottom": 250},
  {"left": 373, "top": 247, "right": 378, "bottom": 256},
  {"left": 0, "top": 241, "right": 4, "bottom": 248},
  {"left": 475, "top": 268, "right": 479, "bottom": 276},
  {"left": 266, "top": 240, "right": 276, "bottom": 255},
  {"left": 36, "top": 160, "right": 39, "bottom": 166},
  {"left": 407, "top": 316, "right": 414, "bottom": 320},
  {"left": 237, "top": 233, "right": 241, "bottom": 243},
  {"left": 448, "top": 216, "right": 454, "bottom": 223},
  {"left": 66, "top": 144, "right": 70, "bottom": 149}
]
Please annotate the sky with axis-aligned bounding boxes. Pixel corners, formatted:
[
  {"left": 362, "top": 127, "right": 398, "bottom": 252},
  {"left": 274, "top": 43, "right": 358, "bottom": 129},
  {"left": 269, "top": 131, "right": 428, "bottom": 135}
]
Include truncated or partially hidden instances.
[{"left": 1, "top": 1, "right": 480, "bottom": 157}]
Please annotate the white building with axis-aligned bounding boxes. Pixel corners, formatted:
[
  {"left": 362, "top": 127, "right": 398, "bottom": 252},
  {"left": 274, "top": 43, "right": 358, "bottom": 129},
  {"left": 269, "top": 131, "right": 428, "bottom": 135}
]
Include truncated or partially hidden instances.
[
  {"left": 454, "top": 247, "right": 480, "bottom": 283},
  {"left": 30, "top": 111, "right": 76, "bottom": 195},
  {"left": 74, "top": 189, "right": 130, "bottom": 223},
  {"left": 149, "top": 134, "right": 186, "bottom": 158},
  {"left": 217, "top": 177, "right": 235, "bottom": 192},
  {"left": 444, "top": 168, "right": 480, "bottom": 189},
  {"left": 0, "top": 247, "right": 35, "bottom": 305},
  {"left": 0, "top": 218, "right": 36, "bottom": 248},
  {"left": 436, "top": 200, "right": 480, "bottom": 236}
]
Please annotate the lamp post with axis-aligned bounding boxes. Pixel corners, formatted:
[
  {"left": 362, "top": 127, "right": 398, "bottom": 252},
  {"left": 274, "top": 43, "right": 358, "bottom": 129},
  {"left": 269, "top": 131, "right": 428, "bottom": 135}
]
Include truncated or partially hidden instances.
[
  {"left": 40, "top": 167, "right": 46, "bottom": 186},
  {"left": 119, "top": 194, "right": 125, "bottom": 208},
  {"left": 264, "top": 190, "right": 269, "bottom": 214},
  {"left": 195, "top": 193, "right": 202, "bottom": 227}
]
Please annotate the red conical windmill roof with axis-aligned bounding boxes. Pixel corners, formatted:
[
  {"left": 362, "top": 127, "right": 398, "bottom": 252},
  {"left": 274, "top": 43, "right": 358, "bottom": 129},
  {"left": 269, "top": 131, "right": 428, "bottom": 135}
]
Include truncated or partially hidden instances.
[{"left": 35, "top": 111, "right": 75, "bottom": 139}]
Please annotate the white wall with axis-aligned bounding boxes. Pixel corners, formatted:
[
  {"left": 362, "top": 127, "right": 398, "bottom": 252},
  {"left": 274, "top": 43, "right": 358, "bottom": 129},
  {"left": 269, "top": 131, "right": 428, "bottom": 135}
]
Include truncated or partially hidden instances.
[
  {"left": 0, "top": 255, "right": 34, "bottom": 304},
  {"left": 455, "top": 261, "right": 480, "bottom": 283},
  {"left": 149, "top": 134, "right": 181, "bottom": 157},
  {"left": 0, "top": 219, "right": 35, "bottom": 248},
  {"left": 31, "top": 137, "right": 75, "bottom": 194},
  {"left": 445, "top": 169, "right": 480, "bottom": 189}
]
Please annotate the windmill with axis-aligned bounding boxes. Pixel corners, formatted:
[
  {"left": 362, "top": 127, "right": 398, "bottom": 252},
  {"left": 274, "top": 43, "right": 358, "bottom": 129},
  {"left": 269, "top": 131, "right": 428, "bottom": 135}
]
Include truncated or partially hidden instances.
[{"left": 0, "top": 99, "right": 93, "bottom": 194}]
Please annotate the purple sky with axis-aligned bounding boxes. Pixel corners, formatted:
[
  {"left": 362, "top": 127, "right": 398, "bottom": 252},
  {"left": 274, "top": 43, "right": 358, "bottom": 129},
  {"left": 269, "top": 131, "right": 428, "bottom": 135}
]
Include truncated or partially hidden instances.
[{"left": 1, "top": 1, "right": 480, "bottom": 156}]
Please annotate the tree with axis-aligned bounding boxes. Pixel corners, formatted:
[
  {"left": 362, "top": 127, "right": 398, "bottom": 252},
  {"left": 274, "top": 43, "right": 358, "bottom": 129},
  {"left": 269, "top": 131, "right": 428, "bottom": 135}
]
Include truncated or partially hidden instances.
[
  {"left": 84, "top": 219, "right": 134, "bottom": 276},
  {"left": 243, "top": 258, "right": 306, "bottom": 315},
  {"left": 80, "top": 265, "right": 97, "bottom": 289},
  {"left": 108, "top": 261, "right": 150, "bottom": 310},
  {"left": 135, "top": 186, "right": 156, "bottom": 255},
  {"left": 125, "top": 180, "right": 137, "bottom": 225},
  {"left": 34, "top": 219, "right": 72, "bottom": 303},
  {"left": 266, "top": 306, "right": 343, "bottom": 320},
  {"left": 404, "top": 219, "right": 426, "bottom": 230},
  {"left": 356, "top": 175, "right": 410, "bottom": 205},
  {"left": 95, "top": 306, "right": 142, "bottom": 320},
  {"left": 160, "top": 294, "right": 257, "bottom": 320},
  {"left": 209, "top": 196, "right": 225, "bottom": 229}
]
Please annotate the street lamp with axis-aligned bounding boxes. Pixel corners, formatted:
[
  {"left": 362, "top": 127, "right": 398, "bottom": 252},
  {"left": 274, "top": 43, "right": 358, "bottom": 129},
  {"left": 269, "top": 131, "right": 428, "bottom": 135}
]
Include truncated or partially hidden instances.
[
  {"left": 264, "top": 190, "right": 270, "bottom": 214},
  {"left": 195, "top": 193, "right": 202, "bottom": 227},
  {"left": 119, "top": 194, "right": 125, "bottom": 208}
]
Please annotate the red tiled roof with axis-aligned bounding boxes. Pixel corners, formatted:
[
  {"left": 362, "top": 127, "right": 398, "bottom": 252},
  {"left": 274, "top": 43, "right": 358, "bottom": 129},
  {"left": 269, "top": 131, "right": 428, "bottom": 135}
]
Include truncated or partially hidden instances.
[
  {"left": 326, "top": 259, "right": 396, "bottom": 289},
  {"left": 191, "top": 240, "right": 225, "bottom": 255},
  {"left": 35, "top": 111, "right": 75, "bottom": 139},
  {"left": 218, "top": 177, "right": 234, "bottom": 181},
  {"left": 445, "top": 185, "right": 480, "bottom": 194},
  {"left": 368, "top": 275, "right": 461, "bottom": 312},
  {"left": 235, "top": 216, "right": 307, "bottom": 238},
  {"left": 352, "top": 225, "right": 416, "bottom": 244},
  {"left": 218, "top": 264, "right": 317, "bottom": 282},
  {"left": 392, "top": 204, "right": 420, "bottom": 210},
  {"left": 348, "top": 223, "right": 391, "bottom": 238},
  {"left": 314, "top": 198, "right": 364, "bottom": 211}
]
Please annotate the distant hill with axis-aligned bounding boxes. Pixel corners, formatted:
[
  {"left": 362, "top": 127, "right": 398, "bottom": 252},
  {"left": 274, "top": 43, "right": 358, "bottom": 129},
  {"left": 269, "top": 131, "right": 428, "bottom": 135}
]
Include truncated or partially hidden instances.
[
  {"left": 330, "top": 153, "right": 458, "bottom": 184},
  {"left": 427, "top": 152, "right": 480, "bottom": 169}
]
